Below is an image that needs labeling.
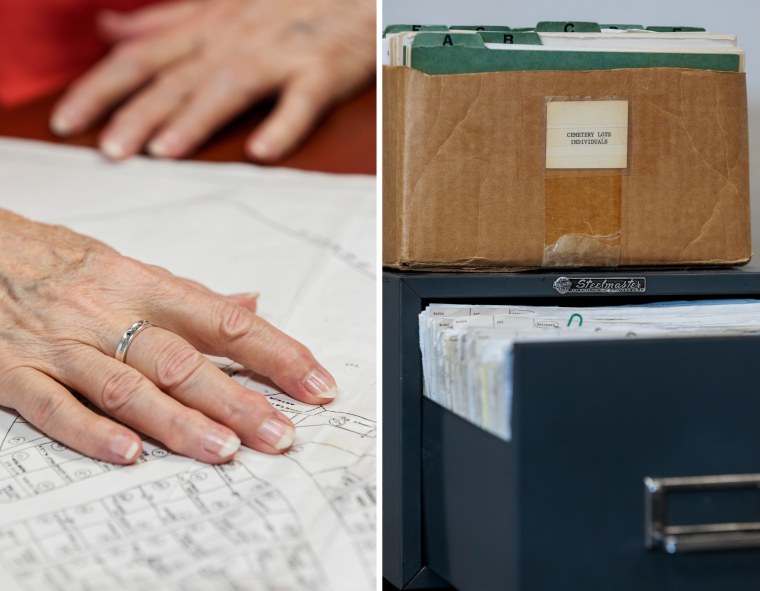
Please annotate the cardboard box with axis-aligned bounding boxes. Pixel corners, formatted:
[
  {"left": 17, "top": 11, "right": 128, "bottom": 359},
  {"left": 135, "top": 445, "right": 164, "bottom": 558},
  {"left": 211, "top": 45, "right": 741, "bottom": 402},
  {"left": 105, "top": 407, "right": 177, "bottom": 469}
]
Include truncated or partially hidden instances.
[{"left": 383, "top": 66, "right": 751, "bottom": 270}]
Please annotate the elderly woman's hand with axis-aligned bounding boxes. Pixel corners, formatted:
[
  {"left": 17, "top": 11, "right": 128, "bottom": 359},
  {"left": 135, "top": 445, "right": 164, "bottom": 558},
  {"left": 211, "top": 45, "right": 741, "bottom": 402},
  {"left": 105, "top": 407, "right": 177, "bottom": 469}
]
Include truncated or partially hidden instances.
[
  {"left": 0, "top": 210, "right": 337, "bottom": 464},
  {"left": 49, "top": 0, "right": 376, "bottom": 162}
]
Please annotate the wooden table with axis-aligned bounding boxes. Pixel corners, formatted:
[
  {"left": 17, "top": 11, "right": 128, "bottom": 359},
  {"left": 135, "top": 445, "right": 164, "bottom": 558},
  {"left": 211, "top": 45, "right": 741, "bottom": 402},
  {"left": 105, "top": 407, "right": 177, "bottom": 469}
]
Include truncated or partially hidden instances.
[{"left": 0, "top": 83, "right": 376, "bottom": 174}]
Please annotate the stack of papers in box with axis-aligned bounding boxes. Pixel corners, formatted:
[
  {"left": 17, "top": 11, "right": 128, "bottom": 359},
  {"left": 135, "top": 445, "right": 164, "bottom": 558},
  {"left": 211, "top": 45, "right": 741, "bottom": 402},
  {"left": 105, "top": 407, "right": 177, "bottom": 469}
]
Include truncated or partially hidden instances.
[
  {"left": 383, "top": 22, "right": 744, "bottom": 74},
  {"left": 420, "top": 300, "right": 760, "bottom": 441}
]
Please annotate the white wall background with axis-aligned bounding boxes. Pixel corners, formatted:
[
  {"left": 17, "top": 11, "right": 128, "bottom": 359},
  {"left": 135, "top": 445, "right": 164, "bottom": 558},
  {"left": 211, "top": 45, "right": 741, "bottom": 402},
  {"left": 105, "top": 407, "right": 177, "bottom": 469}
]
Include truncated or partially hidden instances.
[{"left": 384, "top": 0, "right": 760, "bottom": 256}]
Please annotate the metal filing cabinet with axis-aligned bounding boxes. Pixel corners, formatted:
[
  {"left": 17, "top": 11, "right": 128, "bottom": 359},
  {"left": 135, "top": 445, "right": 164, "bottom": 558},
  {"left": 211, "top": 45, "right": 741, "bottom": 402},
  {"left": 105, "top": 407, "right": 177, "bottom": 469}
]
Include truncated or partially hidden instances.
[{"left": 383, "top": 266, "right": 760, "bottom": 591}]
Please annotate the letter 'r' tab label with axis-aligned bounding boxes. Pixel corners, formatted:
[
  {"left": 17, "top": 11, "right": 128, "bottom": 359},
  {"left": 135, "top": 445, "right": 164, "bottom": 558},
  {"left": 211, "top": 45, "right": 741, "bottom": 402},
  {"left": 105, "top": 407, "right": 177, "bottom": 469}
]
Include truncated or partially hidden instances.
[{"left": 545, "top": 100, "right": 629, "bottom": 169}]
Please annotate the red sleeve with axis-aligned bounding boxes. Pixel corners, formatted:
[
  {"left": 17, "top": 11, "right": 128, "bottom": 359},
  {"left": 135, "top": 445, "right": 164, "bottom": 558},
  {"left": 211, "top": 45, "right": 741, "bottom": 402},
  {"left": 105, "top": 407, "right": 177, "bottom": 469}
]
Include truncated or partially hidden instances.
[{"left": 0, "top": 0, "right": 161, "bottom": 107}]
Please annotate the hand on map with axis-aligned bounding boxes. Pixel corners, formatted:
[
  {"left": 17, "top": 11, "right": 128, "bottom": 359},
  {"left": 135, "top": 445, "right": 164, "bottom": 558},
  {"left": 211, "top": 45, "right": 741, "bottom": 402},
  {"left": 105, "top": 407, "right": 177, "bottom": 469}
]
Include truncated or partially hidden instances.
[
  {"left": 0, "top": 211, "right": 337, "bottom": 464},
  {"left": 49, "top": 0, "right": 376, "bottom": 162}
]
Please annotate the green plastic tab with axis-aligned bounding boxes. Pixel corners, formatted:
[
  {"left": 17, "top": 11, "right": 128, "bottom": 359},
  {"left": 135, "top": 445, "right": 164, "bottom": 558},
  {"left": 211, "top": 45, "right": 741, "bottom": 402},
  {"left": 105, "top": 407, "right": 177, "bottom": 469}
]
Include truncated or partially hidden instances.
[
  {"left": 646, "top": 26, "right": 706, "bottom": 32},
  {"left": 536, "top": 21, "right": 602, "bottom": 32},
  {"left": 452, "top": 25, "right": 512, "bottom": 31},
  {"left": 601, "top": 24, "right": 645, "bottom": 30},
  {"left": 383, "top": 24, "right": 448, "bottom": 37},
  {"left": 478, "top": 31, "right": 542, "bottom": 45},
  {"left": 412, "top": 32, "right": 485, "bottom": 49}
]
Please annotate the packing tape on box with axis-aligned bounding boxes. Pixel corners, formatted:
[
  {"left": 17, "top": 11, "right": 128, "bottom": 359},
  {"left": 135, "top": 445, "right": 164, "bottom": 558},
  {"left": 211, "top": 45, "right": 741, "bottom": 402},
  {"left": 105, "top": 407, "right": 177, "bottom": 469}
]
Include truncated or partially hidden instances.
[{"left": 542, "top": 174, "right": 623, "bottom": 266}]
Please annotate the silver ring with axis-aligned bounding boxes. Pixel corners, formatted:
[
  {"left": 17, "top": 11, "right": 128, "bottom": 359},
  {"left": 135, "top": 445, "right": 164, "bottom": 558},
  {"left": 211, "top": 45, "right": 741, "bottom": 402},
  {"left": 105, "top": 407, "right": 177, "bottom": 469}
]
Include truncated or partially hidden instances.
[{"left": 115, "top": 320, "right": 153, "bottom": 363}]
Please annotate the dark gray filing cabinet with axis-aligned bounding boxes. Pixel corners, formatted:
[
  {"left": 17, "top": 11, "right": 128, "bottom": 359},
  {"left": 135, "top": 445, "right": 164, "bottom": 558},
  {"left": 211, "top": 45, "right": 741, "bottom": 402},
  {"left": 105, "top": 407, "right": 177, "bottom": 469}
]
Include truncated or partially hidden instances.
[{"left": 383, "top": 266, "right": 760, "bottom": 590}]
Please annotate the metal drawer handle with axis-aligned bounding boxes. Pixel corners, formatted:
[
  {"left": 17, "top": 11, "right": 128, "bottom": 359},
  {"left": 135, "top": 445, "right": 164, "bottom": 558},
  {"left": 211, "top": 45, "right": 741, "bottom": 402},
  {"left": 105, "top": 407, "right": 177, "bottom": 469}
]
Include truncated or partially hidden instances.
[{"left": 645, "top": 473, "right": 760, "bottom": 554}]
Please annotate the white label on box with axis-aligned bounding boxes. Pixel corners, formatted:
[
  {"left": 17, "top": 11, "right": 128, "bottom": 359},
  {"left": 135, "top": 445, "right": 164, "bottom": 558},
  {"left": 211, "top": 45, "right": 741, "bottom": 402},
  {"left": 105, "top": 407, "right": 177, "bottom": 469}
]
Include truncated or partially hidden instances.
[{"left": 545, "top": 100, "right": 629, "bottom": 169}]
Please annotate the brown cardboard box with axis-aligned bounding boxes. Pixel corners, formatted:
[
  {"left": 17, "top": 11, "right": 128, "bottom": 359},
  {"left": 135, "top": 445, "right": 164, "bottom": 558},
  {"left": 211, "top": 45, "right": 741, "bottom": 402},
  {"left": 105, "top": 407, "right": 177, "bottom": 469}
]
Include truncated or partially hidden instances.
[{"left": 383, "top": 66, "right": 751, "bottom": 270}]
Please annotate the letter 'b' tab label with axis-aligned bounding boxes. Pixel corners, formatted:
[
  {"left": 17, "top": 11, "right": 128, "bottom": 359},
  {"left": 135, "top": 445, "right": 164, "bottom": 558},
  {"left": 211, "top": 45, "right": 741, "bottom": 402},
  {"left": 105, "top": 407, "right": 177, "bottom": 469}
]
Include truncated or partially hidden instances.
[{"left": 545, "top": 100, "right": 629, "bottom": 169}]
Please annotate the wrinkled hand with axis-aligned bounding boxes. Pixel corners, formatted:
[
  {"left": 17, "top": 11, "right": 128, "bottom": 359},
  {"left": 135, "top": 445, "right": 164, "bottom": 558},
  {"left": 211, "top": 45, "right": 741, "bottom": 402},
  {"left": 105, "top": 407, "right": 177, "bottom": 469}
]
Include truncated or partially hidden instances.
[
  {"left": 0, "top": 211, "right": 337, "bottom": 464},
  {"left": 50, "top": 0, "right": 375, "bottom": 161}
]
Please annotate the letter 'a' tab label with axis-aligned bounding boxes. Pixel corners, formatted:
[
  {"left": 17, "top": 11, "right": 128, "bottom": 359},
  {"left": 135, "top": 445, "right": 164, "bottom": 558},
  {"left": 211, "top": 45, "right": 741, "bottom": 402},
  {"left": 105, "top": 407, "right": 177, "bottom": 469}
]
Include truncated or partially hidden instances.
[{"left": 545, "top": 100, "right": 629, "bottom": 169}]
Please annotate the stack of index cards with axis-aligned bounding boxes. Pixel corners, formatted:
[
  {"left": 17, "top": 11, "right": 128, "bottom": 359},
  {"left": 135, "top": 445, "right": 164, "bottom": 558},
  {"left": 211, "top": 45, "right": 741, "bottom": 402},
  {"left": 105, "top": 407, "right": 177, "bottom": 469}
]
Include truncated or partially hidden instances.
[{"left": 420, "top": 300, "right": 760, "bottom": 440}]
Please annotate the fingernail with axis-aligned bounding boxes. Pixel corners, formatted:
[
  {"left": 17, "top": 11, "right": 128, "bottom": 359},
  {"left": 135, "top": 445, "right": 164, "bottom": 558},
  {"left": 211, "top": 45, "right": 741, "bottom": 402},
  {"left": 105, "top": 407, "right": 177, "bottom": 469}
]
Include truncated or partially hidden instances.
[
  {"left": 147, "top": 139, "right": 169, "bottom": 157},
  {"left": 249, "top": 137, "right": 274, "bottom": 160},
  {"left": 226, "top": 292, "right": 259, "bottom": 311},
  {"left": 202, "top": 429, "right": 241, "bottom": 459},
  {"left": 235, "top": 291, "right": 259, "bottom": 302},
  {"left": 50, "top": 114, "right": 73, "bottom": 137},
  {"left": 101, "top": 139, "right": 126, "bottom": 160},
  {"left": 148, "top": 129, "right": 183, "bottom": 158},
  {"left": 303, "top": 366, "right": 337, "bottom": 400},
  {"left": 112, "top": 434, "right": 141, "bottom": 462},
  {"left": 257, "top": 415, "right": 295, "bottom": 450}
]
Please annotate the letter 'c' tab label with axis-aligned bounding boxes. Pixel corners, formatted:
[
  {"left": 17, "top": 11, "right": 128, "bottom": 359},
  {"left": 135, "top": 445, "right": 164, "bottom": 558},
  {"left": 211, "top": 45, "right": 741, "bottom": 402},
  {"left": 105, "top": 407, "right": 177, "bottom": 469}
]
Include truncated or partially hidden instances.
[{"left": 545, "top": 100, "right": 629, "bottom": 169}]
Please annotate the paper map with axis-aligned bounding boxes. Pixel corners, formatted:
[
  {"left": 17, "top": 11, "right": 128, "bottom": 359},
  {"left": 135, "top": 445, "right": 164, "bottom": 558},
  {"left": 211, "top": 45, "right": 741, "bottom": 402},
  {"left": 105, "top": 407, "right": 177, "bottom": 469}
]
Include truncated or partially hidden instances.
[{"left": 0, "top": 139, "right": 376, "bottom": 591}]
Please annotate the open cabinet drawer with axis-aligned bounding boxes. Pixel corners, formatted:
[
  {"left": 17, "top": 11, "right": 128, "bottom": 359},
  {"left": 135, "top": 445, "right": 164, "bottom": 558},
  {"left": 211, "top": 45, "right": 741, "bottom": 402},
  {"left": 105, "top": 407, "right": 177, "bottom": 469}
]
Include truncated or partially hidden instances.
[
  {"left": 383, "top": 266, "right": 760, "bottom": 590},
  {"left": 422, "top": 336, "right": 760, "bottom": 591}
]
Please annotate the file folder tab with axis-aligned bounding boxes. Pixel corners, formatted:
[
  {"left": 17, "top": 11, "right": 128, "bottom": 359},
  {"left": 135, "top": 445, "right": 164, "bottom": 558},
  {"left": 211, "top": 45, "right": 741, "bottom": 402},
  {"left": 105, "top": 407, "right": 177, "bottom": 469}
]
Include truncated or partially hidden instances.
[
  {"left": 536, "top": 21, "right": 602, "bottom": 33},
  {"left": 383, "top": 24, "right": 447, "bottom": 36},
  {"left": 452, "top": 25, "right": 512, "bottom": 31},
  {"left": 647, "top": 26, "right": 706, "bottom": 32},
  {"left": 601, "top": 24, "right": 645, "bottom": 30},
  {"left": 478, "top": 31, "right": 541, "bottom": 44}
]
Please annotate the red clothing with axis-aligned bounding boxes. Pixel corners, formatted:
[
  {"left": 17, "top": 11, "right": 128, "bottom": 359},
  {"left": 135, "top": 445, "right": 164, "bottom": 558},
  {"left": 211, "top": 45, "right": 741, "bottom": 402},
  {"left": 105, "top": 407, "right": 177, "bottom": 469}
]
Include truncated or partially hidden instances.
[{"left": 0, "top": 0, "right": 159, "bottom": 106}]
